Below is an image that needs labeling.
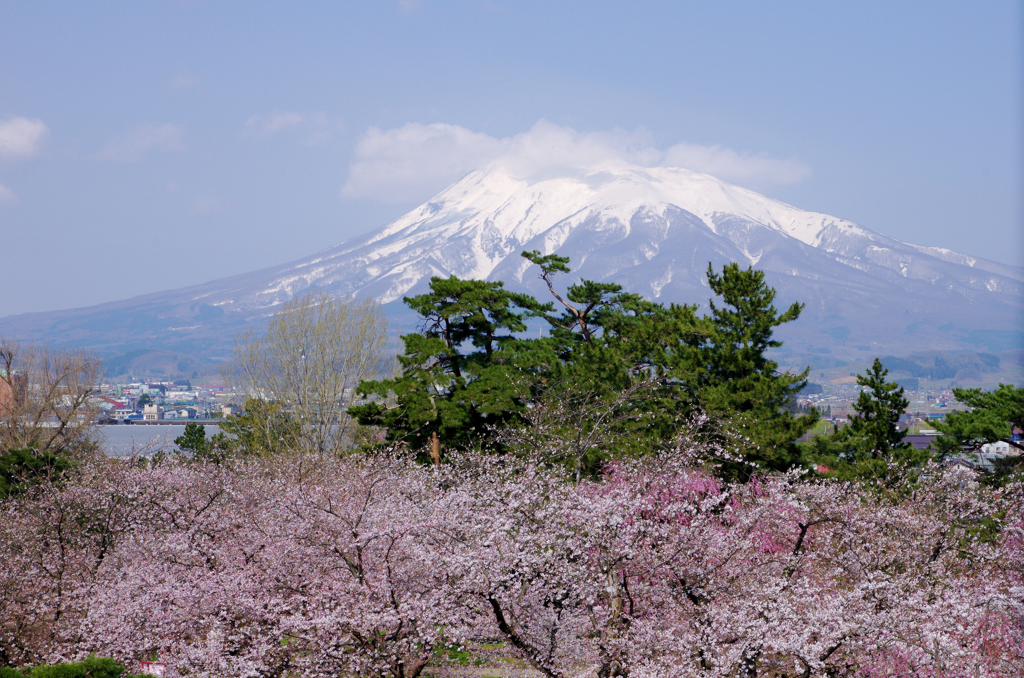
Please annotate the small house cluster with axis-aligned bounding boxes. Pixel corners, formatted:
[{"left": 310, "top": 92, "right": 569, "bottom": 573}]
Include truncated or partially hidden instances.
[{"left": 91, "top": 380, "right": 239, "bottom": 424}]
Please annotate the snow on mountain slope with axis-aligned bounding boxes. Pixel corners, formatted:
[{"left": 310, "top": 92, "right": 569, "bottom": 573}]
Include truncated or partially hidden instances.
[
  {"left": 226, "top": 163, "right": 1020, "bottom": 311},
  {"left": 1, "top": 162, "right": 1020, "bottom": 358}
]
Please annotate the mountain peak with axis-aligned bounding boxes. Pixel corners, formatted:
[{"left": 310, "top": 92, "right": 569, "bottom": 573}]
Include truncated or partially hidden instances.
[
  {"left": 402, "top": 163, "right": 864, "bottom": 253},
  {"left": 2, "top": 165, "right": 1021, "bottom": 359}
]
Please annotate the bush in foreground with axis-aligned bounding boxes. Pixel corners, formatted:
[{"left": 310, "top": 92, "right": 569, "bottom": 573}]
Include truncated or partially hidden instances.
[{"left": 0, "top": 655, "right": 147, "bottom": 678}]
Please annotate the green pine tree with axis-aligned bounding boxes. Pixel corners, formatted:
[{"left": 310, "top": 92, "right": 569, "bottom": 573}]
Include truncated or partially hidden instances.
[
  {"left": 808, "top": 358, "right": 924, "bottom": 483},
  {"left": 847, "top": 358, "right": 911, "bottom": 457},
  {"left": 933, "top": 383, "right": 1023, "bottom": 485},
  {"left": 350, "top": 276, "right": 554, "bottom": 458},
  {"left": 934, "top": 383, "right": 1023, "bottom": 453},
  {"left": 353, "top": 257, "right": 817, "bottom": 477},
  {"left": 0, "top": 447, "right": 72, "bottom": 499},
  {"left": 174, "top": 422, "right": 208, "bottom": 458},
  {"left": 674, "top": 264, "right": 816, "bottom": 474}
]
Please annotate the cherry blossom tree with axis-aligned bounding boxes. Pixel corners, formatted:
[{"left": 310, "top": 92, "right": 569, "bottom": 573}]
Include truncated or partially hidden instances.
[
  {"left": 76, "top": 455, "right": 474, "bottom": 678},
  {"left": 620, "top": 464, "right": 1019, "bottom": 678},
  {"left": 2, "top": 447, "right": 1020, "bottom": 677},
  {"left": 0, "top": 456, "right": 151, "bottom": 667},
  {"left": 435, "top": 452, "right": 1022, "bottom": 678}
]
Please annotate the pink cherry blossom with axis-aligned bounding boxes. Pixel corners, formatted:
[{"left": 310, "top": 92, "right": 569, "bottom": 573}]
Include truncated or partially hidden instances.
[{"left": 1, "top": 449, "right": 1020, "bottom": 677}]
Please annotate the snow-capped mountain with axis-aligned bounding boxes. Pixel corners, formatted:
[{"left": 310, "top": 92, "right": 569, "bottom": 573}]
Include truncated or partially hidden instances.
[
  {"left": 2, "top": 164, "right": 1021, "bottom": 361},
  {"left": 240, "top": 164, "right": 1021, "bottom": 307}
]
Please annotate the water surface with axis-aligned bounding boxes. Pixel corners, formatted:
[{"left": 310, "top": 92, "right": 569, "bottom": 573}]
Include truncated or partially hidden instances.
[{"left": 98, "top": 424, "right": 222, "bottom": 457}]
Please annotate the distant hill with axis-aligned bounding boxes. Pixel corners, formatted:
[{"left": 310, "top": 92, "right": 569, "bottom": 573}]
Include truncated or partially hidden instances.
[
  {"left": 100, "top": 349, "right": 220, "bottom": 381},
  {"left": 880, "top": 352, "right": 1000, "bottom": 381},
  {"left": 786, "top": 349, "right": 1024, "bottom": 391}
]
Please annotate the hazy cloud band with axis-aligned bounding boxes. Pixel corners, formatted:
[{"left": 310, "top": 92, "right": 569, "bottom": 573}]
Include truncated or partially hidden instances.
[{"left": 341, "top": 120, "right": 810, "bottom": 202}]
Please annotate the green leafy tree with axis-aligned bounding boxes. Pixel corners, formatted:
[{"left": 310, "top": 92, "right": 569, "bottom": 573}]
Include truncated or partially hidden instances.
[
  {"left": 207, "top": 398, "right": 302, "bottom": 458},
  {"left": 524, "top": 257, "right": 818, "bottom": 473},
  {"left": 847, "top": 358, "right": 911, "bottom": 456},
  {"left": 493, "top": 380, "right": 665, "bottom": 481},
  {"left": 1, "top": 655, "right": 149, "bottom": 678},
  {"left": 355, "top": 256, "right": 815, "bottom": 476},
  {"left": 520, "top": 250, "right": 706, "bottom": 465},
  {"left": 520, "top": 250, "right": 694, "bottom": 393},
  {"left": 934, "top": 383, "right": 1023, "bottom": 453},
  {"left": 174, "top": 422, "right": 209, "bottom": 459}
]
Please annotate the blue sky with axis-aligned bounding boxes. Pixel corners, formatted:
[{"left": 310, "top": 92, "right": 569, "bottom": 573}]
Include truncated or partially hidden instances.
[{"left": 1, "top": 1, "right": 1021, "bottom": 317}]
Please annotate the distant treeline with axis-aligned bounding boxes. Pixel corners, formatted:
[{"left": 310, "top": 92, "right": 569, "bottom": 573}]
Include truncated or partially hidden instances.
[{"left": 881, "top": 352, "right": 1001, "bottom": 381}]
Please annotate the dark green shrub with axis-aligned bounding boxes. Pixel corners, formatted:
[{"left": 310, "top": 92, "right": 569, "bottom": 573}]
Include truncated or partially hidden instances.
[
  {"left": 9, "top": 656, "right": 147, "bottom": 678},
  {"left": 0, "top": 448, "right": 72, "bottom": 498}
]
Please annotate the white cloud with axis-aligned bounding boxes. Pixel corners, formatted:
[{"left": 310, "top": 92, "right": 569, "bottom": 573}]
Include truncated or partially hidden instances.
[
  {"left": 662, "top": 142, "right": 810, "bottom": 186},
  {"left": 243, "top": 111, "right": 343, "bottom": 145},
  {"left": 0, "top": 117, "right": 48, "bottom": 159},
  {"left": 341, "top": 120, "right": 810, "bottom": 202},
  {"left": 99, "top": 123, "right": 184, "bottom": 162},
  {"left": 341, "top": 123, "right": 506, "bottom": 201},
  {"left": 398, "top": 0, "right": 423, "bottom": 14},
  {"left": 0, "top": 183, "right": 17, "bottom": 205}
]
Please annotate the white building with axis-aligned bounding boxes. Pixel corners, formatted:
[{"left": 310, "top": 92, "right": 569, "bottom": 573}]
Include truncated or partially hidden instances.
[{"left": 981, "top": 440, "right": 1020, "bottom": 456}]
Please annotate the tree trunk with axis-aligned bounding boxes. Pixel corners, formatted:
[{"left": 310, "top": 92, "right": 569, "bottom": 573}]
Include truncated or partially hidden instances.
[{"left": 430, "top": 431, "right": 440, "bottom": 466}]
